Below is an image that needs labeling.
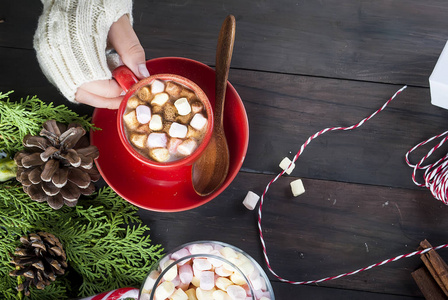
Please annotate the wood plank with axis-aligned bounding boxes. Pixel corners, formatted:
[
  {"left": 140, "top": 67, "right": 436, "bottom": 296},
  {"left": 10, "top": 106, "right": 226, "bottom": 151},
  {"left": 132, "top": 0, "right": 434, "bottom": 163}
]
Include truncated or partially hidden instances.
[
  {"left": 1, "top": 1, "right": 448, "bottom": 86},
  {"left": 232, "top": 69, "right": 448, "bottom": 190},
  {"left": 137, "top": 171, "right": 448, "bottom": 297},
  {"left": 2, "top": 47, "right": 448, "bottom": 192},
  {"left": 273, "top": 281, "right": 423, "bottom": 299}
]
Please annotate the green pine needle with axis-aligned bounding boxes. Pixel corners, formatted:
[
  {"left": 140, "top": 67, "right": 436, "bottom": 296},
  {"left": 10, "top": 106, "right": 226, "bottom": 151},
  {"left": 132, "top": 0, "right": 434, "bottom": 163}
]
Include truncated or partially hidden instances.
[
  {"left": 0, "top": 91, "right": 97, "bottom": 157},
  {"left": 0, "top": 91, "right": 164, "bottom": 299}
]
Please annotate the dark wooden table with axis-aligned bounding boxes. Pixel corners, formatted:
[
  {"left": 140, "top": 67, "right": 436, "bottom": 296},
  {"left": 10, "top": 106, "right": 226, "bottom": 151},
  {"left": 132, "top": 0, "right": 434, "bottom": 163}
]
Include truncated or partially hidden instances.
[{"left": 2, "top": 1, "right": 448, "bottom": 299}]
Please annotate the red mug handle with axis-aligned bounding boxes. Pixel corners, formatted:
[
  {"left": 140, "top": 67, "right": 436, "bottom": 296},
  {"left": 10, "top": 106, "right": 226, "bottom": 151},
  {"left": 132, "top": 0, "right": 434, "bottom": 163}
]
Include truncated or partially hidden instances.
[{"left": 112, "top": 66, "right": 140, "bottom": 92}]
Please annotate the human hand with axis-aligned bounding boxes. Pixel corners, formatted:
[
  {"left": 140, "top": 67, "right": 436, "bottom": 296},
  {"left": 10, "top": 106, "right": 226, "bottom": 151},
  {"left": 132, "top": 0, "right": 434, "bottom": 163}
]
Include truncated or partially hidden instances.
[{"left": 75, "top": 15, "right": 149, "bottom": 109}]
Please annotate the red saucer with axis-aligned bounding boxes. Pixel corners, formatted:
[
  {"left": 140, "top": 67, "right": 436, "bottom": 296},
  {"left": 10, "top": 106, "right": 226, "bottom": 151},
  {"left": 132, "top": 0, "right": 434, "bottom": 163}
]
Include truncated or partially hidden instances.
[{"left": 91, "top": 57, "right": 249, "bottom": 212}]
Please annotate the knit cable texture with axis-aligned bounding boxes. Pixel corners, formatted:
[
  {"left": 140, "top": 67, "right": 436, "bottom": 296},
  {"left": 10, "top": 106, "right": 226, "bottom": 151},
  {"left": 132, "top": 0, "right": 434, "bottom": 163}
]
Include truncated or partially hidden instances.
[{"left": 34, "top": 0, "right": 133, "bottom": 103}]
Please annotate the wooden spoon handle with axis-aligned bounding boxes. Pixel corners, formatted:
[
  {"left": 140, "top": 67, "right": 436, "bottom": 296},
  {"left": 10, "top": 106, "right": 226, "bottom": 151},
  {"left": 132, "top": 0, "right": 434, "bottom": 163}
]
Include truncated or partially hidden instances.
[{"left": 214, "top": 15, "right": 236, "bottom": 126}]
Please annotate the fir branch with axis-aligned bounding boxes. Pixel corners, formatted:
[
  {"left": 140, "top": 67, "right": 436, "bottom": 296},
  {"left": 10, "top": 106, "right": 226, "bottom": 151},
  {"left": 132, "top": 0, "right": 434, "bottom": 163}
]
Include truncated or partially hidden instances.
[
  {"left": 0, "top": 91, "right": 97, "bottom": 156},
  {"left": 0, "top": 92, "right": 164, "bottom": 299}
]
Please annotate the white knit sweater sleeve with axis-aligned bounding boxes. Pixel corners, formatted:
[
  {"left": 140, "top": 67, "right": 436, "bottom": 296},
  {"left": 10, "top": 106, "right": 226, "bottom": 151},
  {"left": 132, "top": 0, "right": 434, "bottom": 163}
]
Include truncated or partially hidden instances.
[{"left": 34, "top": 0, "right": 133, "bottom": 103}]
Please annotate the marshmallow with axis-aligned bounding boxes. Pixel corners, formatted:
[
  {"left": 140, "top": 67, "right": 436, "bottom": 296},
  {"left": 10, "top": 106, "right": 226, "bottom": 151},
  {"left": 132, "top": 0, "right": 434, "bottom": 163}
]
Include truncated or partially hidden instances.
[
  {"left": 123, "top": 110, "right": 139, "bottom": 130},
  {"left": 136, "top": 124, "right": 150, "bottom": 134},
  {"left": 180, "top": 88, "right": 196, "bottom": 100},
  {"left": 166, "top": 81, "right": 183, "bottom": 97},
  {"left": 147, "top": 133, "right": 168, "bottom": 148},
  {"left": 190, "top": 113, "right": 207, "bottom": 131},
  {"left": 220, "top": 247, "right": 238, "bottom": 260},
  {"left": 174, "top": 97, "right": 192, "bottom": 116},
  {"left": 279, "top": 157, "right": 295, "bottom": 175},
  {"left": 164, "top": 103, "right": 177, "bottom": 121},
  {"left": 208, "top": 250, "right": 224, "bottom": 267},
  {"left": 170, "top": 288, "right": 189, "bottom": 300},
  {"left": 187, "top": 126, "right": 202, "bottom": 140},
  {"left": 155, "top": 281, "right": 175, "bottom": 300},
  {"left": 138, "top": 86, "right": 151, "bottom": 101},
  {"left": 151, "top": 80, "right": 165, "bottom": 94},
  {"left": 196, "top": 287, "right": 216, "bottom": 300},
  {"left": 242, "top": 191, "right": 260, "bottom": 210},
  {"left": 151, "top": 92, "right": 170, "bottom": 106},
  {"left": 149, "top": 114, "right": 163, "bottom": 131},
  {"left": 168, "top": 138, "right": 183, "bottom": 155},
  {"left": 191, "top": 276, "right": 201, "bottom": 287},
  {"left": 185, "top": 288, "right": 198, "bottom": 300},
  {"left": 171, "top": 247, "right": 191, "bottom": 261},
  {"left": 230, "top": 272, "right": 247, "bottom": 285},
  {"left": 179, "top": 264, "right": 194, "bottom": 284},
  {"left": 130, "top": 133, "right": 147, "bottom": 149},
  {"left": 215, "top": 265, "right": 234, "bottom": 277},
  {"left": 162, "top": 259, "right": 178, "bottom": 281},
  {"left": 141, "top": 270, "right": 160, "bottom": 294},
  {"left": 193, "top": 258, "right": 212, "bottom": 271},
  {"left": 191, "top": 101, "right": 204, "bottom": 114},
  {"left": 200, "top": 271, "right": 215, "bottom": 291},
  {"left": 290, "top": 178, "right": 305, "bottom": 197},
  {"left": 248, "top": 272, "right": 263, "bottom": 291},
  {"left": 216, "top": 277, "right": 232, "bottom": 291},
  {"left": 237, "top": 261, "right": 254, "bottom": 277},
  {"left": 213, "top": 290, "right": 232, "bottom": 300},
  {"left": 190, "top": 243, "right": 214, "bottom": 254},
  {"left": 127, "top": 95, "right": 141, "bottom": 109},
  {"left": 177, "top": 139, "right": 197, "bottom": 156},
  {"left": 226, "top": 285, "right": 246, "bottom": 300},
  {"left": 169, "top": 122, "right": 188, "bottom": 138},
  {"left": 149, "top": 148, "right": 170, "bottom": 162},
  {"left": 136, "top": 105, "right": 152, "bottom": 124}
]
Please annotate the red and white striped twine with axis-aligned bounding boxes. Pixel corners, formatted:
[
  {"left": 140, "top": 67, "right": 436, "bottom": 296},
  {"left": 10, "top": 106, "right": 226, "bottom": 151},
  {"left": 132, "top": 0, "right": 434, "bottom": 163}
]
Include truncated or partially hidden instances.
[
  {"left": 406, "top": 130, "right": 448, "bottom": 204},
  {"left": 257, "top": 85, "right": 448, "bottom": 284}
]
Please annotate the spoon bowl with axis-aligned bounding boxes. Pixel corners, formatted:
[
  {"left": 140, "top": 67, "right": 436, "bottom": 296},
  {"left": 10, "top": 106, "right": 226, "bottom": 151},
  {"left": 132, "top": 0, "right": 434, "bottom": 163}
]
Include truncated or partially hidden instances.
[{"left": 192, "top": 15, "right": 236, "bottom": 196}]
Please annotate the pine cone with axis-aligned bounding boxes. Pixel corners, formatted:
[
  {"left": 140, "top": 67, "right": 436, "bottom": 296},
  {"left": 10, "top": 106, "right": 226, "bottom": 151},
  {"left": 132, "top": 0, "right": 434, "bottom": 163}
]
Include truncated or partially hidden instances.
[
  {"left": 14, "top": 120, "right": 100, "bottom": 209},
  {"left": 9, "top": 232, "right": 68, "bottom": 296}
]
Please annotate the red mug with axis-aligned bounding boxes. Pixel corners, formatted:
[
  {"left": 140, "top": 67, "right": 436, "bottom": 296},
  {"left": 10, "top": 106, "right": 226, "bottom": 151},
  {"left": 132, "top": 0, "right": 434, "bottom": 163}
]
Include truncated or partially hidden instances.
[{"left": 113, "top": 66, "right": 214, "bottom": 171}]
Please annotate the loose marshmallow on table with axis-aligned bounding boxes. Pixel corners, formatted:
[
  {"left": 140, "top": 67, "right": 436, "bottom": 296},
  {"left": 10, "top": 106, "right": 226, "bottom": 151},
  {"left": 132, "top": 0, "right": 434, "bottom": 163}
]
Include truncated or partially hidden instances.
[
  {"left": 136, "top": 105, "right": 152, "bottom": 124},
  {"left": 147, "top": 133, "right": 168, "bottom": 148},
  {"left": 290, "top": 178, "right": 305, "bottom": 197},
  {"left": 151, "top": 80, "right": 165, "bottom": 94},
  {"left": 174, "top": 97, "right": 192, "bottom": 115},
  {"left": 169, "top": 122, "right": 188, "bottom": 138},
  {"left": 190, "top": 113, "right": 207, "bottom": 130},
  {"left": 279, "top": 157, "right": 295, "bottom": 175},
  {"left": 242, "top": 191, "right": 260, "bottom": 210}
]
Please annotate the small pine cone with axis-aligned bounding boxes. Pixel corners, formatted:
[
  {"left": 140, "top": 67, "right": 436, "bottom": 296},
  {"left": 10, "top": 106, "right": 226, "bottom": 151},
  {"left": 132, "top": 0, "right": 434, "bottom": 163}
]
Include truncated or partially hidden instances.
[
  {"left": 9, "top": 232, "right": 68, "bottom": 296},
  {"left": 14, "top": 120, "right": 101, "bottom": 209}
]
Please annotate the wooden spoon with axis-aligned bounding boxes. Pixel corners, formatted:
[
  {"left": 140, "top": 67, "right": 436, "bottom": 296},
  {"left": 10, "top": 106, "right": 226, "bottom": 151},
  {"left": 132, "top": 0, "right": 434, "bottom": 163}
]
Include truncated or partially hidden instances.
[{"left": 192, "top": 15, "right": 236, "bottom": 196}]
